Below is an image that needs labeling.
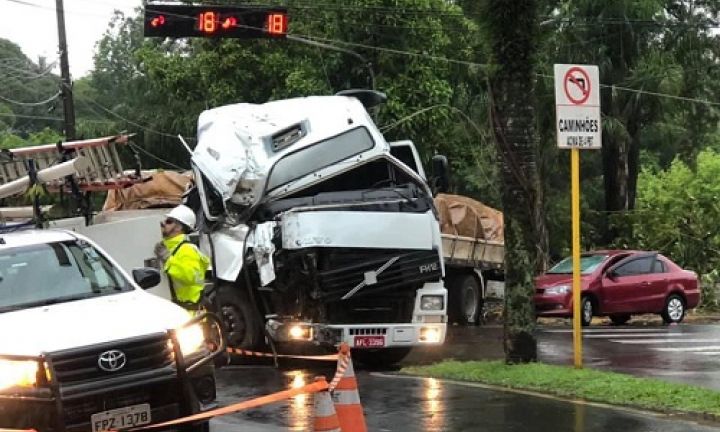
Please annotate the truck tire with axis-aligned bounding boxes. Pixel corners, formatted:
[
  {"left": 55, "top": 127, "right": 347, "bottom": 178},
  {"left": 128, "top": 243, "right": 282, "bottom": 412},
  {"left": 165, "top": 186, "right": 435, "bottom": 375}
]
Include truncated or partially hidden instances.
[
  {"left": 214, "top": 283, "right": 263, "bottom": 350},
  {"left": 353, "top": 347, "right": 412, "bottom": 368},
  {"left": 450, "top": 274, "right": 482, "bottom": 325}
]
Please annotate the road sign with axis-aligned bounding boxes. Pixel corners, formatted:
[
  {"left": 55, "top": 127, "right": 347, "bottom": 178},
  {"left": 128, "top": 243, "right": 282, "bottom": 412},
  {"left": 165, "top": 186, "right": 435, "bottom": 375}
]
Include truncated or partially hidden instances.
[{"left": 554, "top": 64, "right": 601, "bottom": 150}]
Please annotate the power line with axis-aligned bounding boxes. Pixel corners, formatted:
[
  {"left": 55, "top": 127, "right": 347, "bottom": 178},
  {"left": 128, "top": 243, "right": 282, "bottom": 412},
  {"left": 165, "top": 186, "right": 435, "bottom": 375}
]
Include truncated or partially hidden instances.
[
  {"left": 0, "top": 91, "right": 61, "bottom": 106},
  {"left": 82, "top": 98, "right": 191, "bottom": 140},
  {"left": 537, "top": 73, "right": 720, "bottom": 107},
  {"left": 129, "top": 142, "right": 186, "bottom": 171}
]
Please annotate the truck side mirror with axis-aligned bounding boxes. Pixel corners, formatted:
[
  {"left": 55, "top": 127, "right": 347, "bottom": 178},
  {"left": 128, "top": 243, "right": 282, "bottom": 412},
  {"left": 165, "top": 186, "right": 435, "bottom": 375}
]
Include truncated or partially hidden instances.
[
  {"left": 431, "top": 155, "right": 450, "bottom": 194},
  {"left": 132, "top": 267, "right": 161, "bottom": 289}
]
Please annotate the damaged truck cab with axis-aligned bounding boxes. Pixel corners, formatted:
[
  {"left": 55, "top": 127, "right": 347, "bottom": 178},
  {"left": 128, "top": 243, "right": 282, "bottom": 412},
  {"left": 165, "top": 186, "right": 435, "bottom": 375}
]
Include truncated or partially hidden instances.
[{"left": 191, "top": 91, "right": 447, "bottom": 365}]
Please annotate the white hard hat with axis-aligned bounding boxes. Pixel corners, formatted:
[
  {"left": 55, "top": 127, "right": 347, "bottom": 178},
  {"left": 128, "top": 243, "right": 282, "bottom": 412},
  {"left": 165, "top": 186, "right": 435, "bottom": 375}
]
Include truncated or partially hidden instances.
[{"left": 165, "top": 205, "right": 196, "bottom": 230}]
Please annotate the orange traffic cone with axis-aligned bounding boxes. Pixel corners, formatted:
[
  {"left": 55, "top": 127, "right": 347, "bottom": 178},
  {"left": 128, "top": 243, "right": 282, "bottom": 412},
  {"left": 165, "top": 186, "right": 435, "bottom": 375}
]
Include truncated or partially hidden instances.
[
  {"left": 314, "top": 377, "right": 341, "bottom": 432},
  {"left": 331, "top": 343, "right": 367, "bottom": 432}
]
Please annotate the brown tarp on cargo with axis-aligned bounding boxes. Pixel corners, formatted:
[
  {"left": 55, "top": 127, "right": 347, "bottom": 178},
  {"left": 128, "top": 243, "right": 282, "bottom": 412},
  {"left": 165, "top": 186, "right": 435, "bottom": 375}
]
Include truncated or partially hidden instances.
[
  {"left": 102, "top": 171, "right": 192, "bottom": 211},
  {"left": 434, "top": 193, "right": 504, "bottom": 243}
]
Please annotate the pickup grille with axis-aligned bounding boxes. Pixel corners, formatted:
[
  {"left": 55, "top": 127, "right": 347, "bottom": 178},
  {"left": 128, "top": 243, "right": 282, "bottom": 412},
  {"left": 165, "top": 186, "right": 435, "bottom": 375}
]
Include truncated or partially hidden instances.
[
  {"left": 63, "top": 381, "right": 179, "bottom": 428},
  {"left": 50, "top": 334, "right": 173, "bottom": 385},
  {"left": 315, "top": 248, "right": 441, "bottom": 301}
]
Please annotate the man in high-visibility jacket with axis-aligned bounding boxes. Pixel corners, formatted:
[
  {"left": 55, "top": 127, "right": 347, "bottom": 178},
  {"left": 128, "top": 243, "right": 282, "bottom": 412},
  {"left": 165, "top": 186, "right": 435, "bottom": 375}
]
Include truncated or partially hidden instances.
[{"left": 154, "top": 205, "right": 210, "bottom": 310}]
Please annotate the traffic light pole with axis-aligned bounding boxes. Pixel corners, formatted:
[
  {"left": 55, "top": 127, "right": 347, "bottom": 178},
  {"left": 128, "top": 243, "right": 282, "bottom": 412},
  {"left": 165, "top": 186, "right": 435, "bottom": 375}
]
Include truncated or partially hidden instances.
[{"left": 55, "top": 0, "right": 76, "bottom": 141}]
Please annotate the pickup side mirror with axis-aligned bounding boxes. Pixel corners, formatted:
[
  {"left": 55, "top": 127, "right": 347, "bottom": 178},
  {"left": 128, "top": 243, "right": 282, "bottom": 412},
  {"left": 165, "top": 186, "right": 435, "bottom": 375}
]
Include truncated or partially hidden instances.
[
  {"left": 431, "top": 154, "right": 450, "bottom": 194},
  {"left": 132, "top": 267, "right": 161, "bottom": 289}
]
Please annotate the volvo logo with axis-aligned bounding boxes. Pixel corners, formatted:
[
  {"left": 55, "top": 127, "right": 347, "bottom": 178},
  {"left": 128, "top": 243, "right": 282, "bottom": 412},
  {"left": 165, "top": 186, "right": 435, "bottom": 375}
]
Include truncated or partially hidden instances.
[{"left": 98, "top": 350, "right": 127, "bottom": 372}]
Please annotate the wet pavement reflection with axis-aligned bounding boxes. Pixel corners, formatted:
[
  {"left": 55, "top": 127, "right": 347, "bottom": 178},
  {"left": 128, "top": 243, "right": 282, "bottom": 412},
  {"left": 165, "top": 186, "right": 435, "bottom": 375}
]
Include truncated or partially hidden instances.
[
  {"left": 213, "top": 366, "right": 720, "bottom": 431},
  {"left": 211, "top": 323, "right": 720, "bottom": 431}
]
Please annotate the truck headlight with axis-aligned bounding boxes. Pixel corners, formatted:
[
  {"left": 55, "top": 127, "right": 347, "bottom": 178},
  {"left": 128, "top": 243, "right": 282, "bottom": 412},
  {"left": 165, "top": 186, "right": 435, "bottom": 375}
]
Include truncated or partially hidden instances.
[
  {"left": 419, "top": 327, "right": 442, "bottom": 343},
  {"left": 0, "top": 360, "right": 39, "bottom": 390},
  {"left": 176, "top": 324, "right": 205, "bottom": 357},
  {"left": 545, "top": 285, "right": 571, "bottom": 295},
  {"left": 420, "top": 295, "right": 444, "bottom": 311}
]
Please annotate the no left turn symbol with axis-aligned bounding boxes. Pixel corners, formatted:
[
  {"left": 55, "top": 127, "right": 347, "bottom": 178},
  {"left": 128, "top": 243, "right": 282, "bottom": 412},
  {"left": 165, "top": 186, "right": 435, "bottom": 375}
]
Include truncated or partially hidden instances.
[{"left": 564, "top": 67, "right": 591, "bottom": 105}]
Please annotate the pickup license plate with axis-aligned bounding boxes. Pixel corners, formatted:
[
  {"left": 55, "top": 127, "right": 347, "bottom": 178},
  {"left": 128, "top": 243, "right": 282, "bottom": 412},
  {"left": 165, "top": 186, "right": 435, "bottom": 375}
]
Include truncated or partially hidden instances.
[
  {"left": 354, "top": 335, "right": 385, "bottom": 348},
  {"left": 91, "top": 403, "right": 151, "bottom": 432}
]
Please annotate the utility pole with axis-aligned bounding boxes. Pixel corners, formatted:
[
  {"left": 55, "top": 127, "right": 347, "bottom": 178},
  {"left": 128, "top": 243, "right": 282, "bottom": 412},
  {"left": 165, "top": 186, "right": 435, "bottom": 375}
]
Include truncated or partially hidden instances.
[{"left": 55, "top": 0, "right": 76, "bottom": 141}]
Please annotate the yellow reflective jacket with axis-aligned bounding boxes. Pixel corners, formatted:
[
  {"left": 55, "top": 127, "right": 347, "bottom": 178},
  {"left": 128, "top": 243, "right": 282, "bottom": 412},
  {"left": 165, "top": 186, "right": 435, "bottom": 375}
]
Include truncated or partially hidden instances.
[{"left": 162, "top": 234, "right": 210, "bottom": 304}]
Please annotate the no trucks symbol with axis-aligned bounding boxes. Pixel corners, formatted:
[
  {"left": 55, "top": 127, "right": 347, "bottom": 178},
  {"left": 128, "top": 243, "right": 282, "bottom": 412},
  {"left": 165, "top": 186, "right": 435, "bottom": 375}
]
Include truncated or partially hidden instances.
[
  {"left": 554, "top": 64, "right": 601, "bottom": 150},
  {"left": 564, "top": 67, "right": 591, "bottom": 105}
]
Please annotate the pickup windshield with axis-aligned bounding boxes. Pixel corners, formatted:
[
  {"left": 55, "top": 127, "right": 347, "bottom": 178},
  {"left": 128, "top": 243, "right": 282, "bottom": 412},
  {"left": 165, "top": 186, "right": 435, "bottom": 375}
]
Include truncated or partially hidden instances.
[
  {"left": 546, "top": 254, "right": 608, "bottom": 275},
  {"left": 0, "top": 240, "right": 130, "bottom": 313}
]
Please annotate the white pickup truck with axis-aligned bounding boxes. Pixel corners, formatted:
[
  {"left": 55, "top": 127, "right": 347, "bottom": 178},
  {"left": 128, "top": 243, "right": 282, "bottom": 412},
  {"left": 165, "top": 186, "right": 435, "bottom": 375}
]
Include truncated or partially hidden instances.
[{"left": 0, "top": 229, "right": 221, "bottom": 432}]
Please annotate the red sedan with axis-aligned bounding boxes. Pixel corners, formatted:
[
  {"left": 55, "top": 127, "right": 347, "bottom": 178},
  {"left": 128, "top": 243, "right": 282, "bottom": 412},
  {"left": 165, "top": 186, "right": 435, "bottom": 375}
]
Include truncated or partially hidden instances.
[{"left": 534, "top": 250, "right": 700, "bottom": 326}]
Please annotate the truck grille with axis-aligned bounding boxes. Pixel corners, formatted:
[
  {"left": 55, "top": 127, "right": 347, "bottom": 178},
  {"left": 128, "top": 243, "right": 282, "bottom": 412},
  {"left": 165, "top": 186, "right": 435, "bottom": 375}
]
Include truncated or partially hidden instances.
[
  {"left": 316, "top": 248, "right": 441, "bottom": 300},
  {"left": 50, "top": 334, "right": 173, "bottom": 385}
]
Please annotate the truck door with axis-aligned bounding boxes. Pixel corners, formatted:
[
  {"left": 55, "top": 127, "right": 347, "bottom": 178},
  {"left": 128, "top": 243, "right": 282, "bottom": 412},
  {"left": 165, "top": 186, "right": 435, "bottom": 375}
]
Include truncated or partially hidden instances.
[{"left": 389, "top": 140, "right": 426, "bottom": 179}]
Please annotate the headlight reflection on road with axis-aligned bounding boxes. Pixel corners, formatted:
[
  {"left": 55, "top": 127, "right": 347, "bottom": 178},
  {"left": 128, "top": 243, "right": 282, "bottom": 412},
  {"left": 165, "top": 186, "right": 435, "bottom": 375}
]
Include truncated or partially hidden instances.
[
  {"left": 287, "top": 370, "right": 310, "bottom": 431},
  {"left": 424, "top": 377, "right": 445, "bottom": 430}
]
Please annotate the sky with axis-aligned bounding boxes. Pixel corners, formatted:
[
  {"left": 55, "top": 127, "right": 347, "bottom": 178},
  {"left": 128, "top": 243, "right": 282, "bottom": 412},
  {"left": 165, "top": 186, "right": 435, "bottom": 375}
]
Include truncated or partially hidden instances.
[{"left": 0, "top": 0, "right": 141, "bottom": 78}]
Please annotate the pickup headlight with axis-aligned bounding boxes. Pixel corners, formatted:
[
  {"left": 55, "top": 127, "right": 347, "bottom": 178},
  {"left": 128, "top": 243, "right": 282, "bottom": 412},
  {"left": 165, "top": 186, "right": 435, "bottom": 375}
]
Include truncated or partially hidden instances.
[
  {"left": 545, "top": 285, "right": 571, "bottom": 295},
  {"left": 176, "top": 323, "right": 205, "bottom": 357},
  {"left": 420, "top": 295, "right": 445, "bottom": 311},
  {"left": 0, "top": 360, "right": 40, "bottom": 390}
]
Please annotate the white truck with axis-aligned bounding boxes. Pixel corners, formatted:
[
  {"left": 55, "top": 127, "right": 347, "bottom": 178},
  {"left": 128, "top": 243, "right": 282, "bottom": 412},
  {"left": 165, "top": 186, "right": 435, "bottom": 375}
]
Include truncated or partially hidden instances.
[{"left": 184, "top": 90, "right": 448, "bottom": 366}]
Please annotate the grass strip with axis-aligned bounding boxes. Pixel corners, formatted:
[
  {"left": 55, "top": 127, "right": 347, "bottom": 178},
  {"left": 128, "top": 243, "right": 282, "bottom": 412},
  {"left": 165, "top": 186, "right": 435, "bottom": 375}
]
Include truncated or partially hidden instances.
[{"left": 402, "top": 360, "right": 720, "bottom": 417}]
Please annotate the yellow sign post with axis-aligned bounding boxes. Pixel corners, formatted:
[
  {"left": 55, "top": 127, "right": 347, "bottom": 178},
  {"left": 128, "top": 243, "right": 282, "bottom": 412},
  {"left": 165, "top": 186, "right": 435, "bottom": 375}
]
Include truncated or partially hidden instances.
[
  {"left": 571, "top": 148, "right": 582, "bottom": 368},
  {"left": 554, "top": 64, "right": 601, "bottom": 369}
]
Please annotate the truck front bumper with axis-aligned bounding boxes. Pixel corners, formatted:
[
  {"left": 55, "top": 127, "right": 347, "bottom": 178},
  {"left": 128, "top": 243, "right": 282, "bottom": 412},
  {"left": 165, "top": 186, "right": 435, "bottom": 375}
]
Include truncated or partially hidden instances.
[{"left": 267, "top": 282, "right": 448, "bottom": 349}]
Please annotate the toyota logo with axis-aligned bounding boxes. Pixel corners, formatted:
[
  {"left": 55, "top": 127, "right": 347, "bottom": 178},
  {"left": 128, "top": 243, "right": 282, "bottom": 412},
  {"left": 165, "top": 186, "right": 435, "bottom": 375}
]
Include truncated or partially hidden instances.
[{"left": 98, "top": 350, "right": 127, "bottom": 372}]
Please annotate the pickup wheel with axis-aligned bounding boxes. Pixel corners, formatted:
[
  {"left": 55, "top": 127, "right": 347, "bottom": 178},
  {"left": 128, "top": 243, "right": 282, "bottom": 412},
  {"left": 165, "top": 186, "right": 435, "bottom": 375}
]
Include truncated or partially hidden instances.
[
  {"left": 214, "top": 284, "right": 263, "bottom": 350},
  {"left": 353, "top": 347, "right": 412, "bottom": 368},
  {"left": 449, "top": 274, "right": 482, "bottom": 325}
]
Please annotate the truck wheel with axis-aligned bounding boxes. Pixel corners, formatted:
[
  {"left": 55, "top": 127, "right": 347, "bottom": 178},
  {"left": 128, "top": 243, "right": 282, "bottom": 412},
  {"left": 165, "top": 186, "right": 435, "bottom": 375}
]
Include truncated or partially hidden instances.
[
  {"left": 450, "top": 275, "right": 481, "bottom": 325},
  {"left": 353, "top": 347, "right": 412, "bottom": 368},
  {"left": 214, "top": 284, "right": 263, "bottom": 350}
]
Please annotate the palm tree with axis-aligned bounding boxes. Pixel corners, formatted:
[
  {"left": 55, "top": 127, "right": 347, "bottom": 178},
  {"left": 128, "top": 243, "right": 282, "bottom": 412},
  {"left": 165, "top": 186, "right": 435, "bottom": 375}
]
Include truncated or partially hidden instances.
[{"left": 485, "top": 0, "right": 547, "bottom": 363}]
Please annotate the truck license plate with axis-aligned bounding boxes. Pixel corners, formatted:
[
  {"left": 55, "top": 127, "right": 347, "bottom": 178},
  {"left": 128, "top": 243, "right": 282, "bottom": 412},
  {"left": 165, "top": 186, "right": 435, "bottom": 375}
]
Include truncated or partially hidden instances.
[
  {"left": 91, "top": 403, "right": 151, "bottom": 432},
  {"left": 354, "top": 335, "right": 385, "bottom": 348}
]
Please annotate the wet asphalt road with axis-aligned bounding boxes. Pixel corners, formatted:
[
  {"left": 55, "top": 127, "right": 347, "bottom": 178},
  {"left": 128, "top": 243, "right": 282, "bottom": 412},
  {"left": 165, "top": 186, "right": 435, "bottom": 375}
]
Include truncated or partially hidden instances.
[{"left": 210, "top": 323, "right": 720, "bottom": 431}]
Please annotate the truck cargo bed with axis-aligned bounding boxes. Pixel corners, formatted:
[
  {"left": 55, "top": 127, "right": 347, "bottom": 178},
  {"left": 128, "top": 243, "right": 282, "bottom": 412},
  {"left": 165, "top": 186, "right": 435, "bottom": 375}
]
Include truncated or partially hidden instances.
[{"left": 441, "top": 234, "right": 504, "bottom": 270}]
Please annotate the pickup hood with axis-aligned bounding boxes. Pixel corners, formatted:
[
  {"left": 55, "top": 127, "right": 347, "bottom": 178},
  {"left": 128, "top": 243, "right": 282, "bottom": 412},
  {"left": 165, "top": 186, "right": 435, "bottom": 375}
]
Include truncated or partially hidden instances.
[
  {"left": 535, "top": 274, "right": 592, "bottom": 289},
  {"left": 0, "top": 291, "right": 190, "bottom": 356}
]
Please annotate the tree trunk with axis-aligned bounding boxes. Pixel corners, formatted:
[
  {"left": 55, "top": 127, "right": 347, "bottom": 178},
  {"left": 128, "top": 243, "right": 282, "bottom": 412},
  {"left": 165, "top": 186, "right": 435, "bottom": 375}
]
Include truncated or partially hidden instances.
[{"left": 486, "top": 0, "right": 546, "bottom": 363}]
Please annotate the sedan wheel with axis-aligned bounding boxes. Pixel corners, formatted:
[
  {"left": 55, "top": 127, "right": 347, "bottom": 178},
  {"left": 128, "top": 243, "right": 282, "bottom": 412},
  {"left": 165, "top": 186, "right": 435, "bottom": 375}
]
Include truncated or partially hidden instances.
[
  {"left": 661, "top": 294, "right": 685, "bottom": 324},
  {"left": 581, "top": 297, "right": 593, "bottom": 327}
]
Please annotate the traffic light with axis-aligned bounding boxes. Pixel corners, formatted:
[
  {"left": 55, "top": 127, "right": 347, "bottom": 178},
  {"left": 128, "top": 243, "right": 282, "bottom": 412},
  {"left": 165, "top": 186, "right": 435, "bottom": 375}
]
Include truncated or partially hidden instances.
[{"left": 144, "top": 4, "right": 288, "bottom": 38}]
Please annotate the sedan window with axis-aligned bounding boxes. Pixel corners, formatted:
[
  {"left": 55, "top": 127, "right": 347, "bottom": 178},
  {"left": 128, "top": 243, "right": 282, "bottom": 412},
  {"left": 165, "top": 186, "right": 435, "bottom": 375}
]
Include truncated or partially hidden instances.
[
  {"left": 652, "top": 259, "right": 667, "bottom": 273},
  {"left": 614, "top": 256, "right": 653, "bottom": 277}
]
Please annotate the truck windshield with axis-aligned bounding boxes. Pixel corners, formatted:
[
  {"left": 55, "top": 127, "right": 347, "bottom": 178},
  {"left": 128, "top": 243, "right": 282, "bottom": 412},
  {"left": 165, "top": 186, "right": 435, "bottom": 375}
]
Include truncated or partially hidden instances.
[
  {"left": 0, "top": 240, "right": 131, "bottom": 313},
  {"left": 267, "top": 126, "right": 375, "bottom": 191},
  {"left": 546, "top": 254, "right": 608, "bottom": 275}
]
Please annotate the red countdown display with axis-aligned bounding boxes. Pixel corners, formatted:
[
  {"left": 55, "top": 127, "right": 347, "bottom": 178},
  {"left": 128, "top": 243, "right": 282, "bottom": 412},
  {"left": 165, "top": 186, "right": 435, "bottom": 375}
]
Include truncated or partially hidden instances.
[{"left": 144, "top": 4, "right": 288, "bottom": 39}]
